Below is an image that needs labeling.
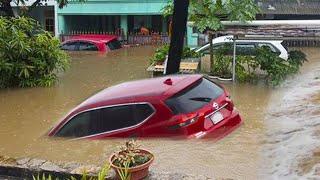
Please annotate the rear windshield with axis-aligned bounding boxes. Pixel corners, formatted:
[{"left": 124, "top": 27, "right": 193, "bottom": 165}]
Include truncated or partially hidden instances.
[
  {"left": 165, "top": 78, "right": 224, "bottom": 114},
  {"left": 107, "top": 39, "right": 121, "bottom": 50}
]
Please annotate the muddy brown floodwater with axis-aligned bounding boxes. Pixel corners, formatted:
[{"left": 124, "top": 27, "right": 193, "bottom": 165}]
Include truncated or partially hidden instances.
[{"left": 0, "top": 46, "right": 319, "bottom": 179}]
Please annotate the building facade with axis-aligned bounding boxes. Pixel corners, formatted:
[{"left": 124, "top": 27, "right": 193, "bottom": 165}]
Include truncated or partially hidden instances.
[
  {"left": 56, "top": 0, "right": 169, "bottom": 40},
  {"left": 11, "top": 0, "right": 58, "bottom": 36},
  {"left": 14, "top": 0, "right": 320, "bottom": 46}
]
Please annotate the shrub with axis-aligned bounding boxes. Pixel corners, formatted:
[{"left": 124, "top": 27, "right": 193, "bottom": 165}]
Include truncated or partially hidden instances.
[
  {"left": 149, "top": 45, "right": 170, "bottom": 65},
  {"left": 0, "top": 17, "right": 69, "bottom": 88},
  {"left": 210, "top": 45, "right": 306, "bottom": 86},
  {"left": 149, "top": 45, "right": 200, "bottom": 65}
]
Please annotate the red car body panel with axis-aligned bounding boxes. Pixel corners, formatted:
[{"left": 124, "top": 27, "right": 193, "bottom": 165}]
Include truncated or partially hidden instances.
[
  {"left": 62, "top": 34, "right": 119, "bottom": 52},
  {"left": 48, "top": 75, "right": 242, "bottom": 140}
]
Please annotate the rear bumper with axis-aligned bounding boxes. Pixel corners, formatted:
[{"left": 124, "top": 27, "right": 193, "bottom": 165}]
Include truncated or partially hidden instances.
[{"left": 189, "top": 108, "right": 243, "bottom": 139}]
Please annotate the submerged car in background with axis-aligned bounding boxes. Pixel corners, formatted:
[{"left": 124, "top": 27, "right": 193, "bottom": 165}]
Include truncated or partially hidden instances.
[
  {"left": 196, "top": 35, "right": 289, "bottom": 60},
  {"left": 60, "top": 34, "right": 122, "bottom": 52},
  {"left": 48, "top": 75, "right": 242, "bottom": 139}
]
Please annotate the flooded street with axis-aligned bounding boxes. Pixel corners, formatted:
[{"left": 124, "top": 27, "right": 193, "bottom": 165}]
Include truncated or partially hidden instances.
[
  {"left": 262, "top": 48, "right": 320, "bottom": 179},
  {"left": 0, "top": 46, "right": 319, "bottom": 179}
]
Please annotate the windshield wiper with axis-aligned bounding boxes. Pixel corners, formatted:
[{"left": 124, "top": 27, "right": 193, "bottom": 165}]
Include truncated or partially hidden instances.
[{"left": 189, "top": 97, "right": 212, "bottom": 102}]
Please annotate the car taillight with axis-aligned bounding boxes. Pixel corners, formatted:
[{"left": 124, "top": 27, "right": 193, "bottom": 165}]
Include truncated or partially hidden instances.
[
  {"left": 169, "top": 113, "right": 199, "bottom": 129},
  {"left": 178, "top": 117, "right": 198, "bottom": 127}
]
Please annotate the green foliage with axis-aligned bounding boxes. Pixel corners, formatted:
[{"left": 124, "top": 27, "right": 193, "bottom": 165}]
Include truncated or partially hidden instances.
[
  {"left": 0, "top": 17, "right": 69, "bottom": 88},
  {"left": 149, "top": 45, "right": 170, "bottom": 64},
  {"left": 33, "top": 174, "right": 53, "bottom": 180},
  {"left": 211, "top": 52, "right": 232, "bottom": 78},
  {"left": 182, "top": 46, "right": 201, "bottom": 59},
  {"left": 162, "top": 0, "right": 259, "bottom": 32},
  {"left": 150, "top": 45, "right": 200, "bottom": 65},
  {"left": 97, "top": 164, "right": 110, "bottom": 180},
  {"left": 287, "top": 50, "right": 308, "bottom": 73},
  {"left": 236, "top": 55, "right": 258, "bottom": 82},
  {"left": 33, "top": 163, "right": 110, "bottom": 180},
  {"left": 210, "top": 45, "right": 306, "bottom": 86},
  {"left": 117, "top": 161, "right": 131, "bottom": 180},
  {"left": 161, "top": 0, "right": 173, "bottom": 18},
  {"left": 77, "top": 163, "right": 111, "bottom": 180}
]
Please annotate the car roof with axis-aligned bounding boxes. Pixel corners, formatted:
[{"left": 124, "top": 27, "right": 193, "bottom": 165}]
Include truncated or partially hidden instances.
[
  {"left": 213, "top": 35, "right": 283, "bottom": 44},
  {"left": 74, "top": 74, "right": 203, "bottom": 111},
  {"left": 64, "top": 34, "right": 118, "bottom": 44},
  {"left": 196, "top": 35, "right": 283, "bottom": 53}
]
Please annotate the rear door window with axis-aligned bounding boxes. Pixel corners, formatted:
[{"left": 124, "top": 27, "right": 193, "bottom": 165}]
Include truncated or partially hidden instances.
[
  {"left": 61, "top": 41, "right": 78, "bottom": 51},
  {"left": 257, "top": 43, "right": 277, "bottom": 52},
  {"left": 165, "top": 78, "right": 224, "bottom": 114},
  {"left": 257, "top": 43, "right": 281, "bottom": 55},
  {"left": 135, "top": 104, "right": 154, "bottom": 122},
  {"left": 107, "top": 39, "right": 121, "bottom": 50},
  {"left": 78, "top": 41, "right": 98, "bottom": 51},
  {"left": 55, "top": 104, "right": 154, "bottom": 137},
  {"left": 236, "top": 43, "right": 256, "bottom": 56}
]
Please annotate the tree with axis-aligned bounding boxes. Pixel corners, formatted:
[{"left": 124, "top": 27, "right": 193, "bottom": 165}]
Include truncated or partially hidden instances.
[
  {"left": 166, "top": 0, "right": 189, "bottom": 74},
  {"left": 163, "top": 0, "right": 259, "bottom": 74},
  {"left": 0, "top": 17, "right": 69, "bottom": 88},
  {"left": 0, "top": 0, "right": 85, "bottom": 17}
]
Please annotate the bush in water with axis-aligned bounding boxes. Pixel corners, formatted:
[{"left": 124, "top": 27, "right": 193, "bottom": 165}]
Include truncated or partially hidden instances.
[
  {"left": 210, "top": 45, "right": 306, "bottom": 86},
  {"left": 149, "top": 45, "right": 201, "bottom": 65},
  {"left": 0, "top": 17, "right": 69, "bottom": 88}
]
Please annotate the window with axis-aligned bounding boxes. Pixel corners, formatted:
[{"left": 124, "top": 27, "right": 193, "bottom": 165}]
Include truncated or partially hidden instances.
[
  {"left": 257, "top": 43, "right": 281, "bottom": 55},
  {"left": 79, "top": 41, "right": 98, "bottom": 51},
  {"left": 135, "top": 104, "right": 154, "bottom": 122},
  {"left": 236, "top": 43, "right": 256, "bottom": 55},
  {"left": 202, "top": 43, "right": 233, "bottom": 55},
  {"left": 107, "top": 39, "right": 121, "bottom": 50},
  {"left": 55, "top": 103, "right": 154, "bottom": 137},
  {"left": 257, "top": 43, "right": 276, "bottom": 52},
  {"left": 60, "top": 42, "right": 78, "bottom": 51},
  {"left": 45, "top": 18, "right": 54, "bottom": 34},
  {"left": 165, "top": 78, "right": 224, "bottom": 114}
]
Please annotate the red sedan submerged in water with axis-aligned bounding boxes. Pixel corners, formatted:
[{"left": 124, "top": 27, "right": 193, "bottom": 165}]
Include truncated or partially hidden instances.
[
  {"left": 60, "top": 34, "right": 122, "bottom": 52},
  {"left": 48, "top": 75, "right": 242, "bottom": 139}
]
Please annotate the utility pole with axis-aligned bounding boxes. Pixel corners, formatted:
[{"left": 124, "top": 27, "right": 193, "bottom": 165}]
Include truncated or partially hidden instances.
[{"left": 165, "top": 0, "right": 189, "bottom": 75}]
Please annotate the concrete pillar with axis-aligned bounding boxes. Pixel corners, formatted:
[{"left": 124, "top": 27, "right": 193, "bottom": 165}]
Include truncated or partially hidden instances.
[
  {"left": 58, "top": 15, "right": 66, "bottom": 35},
  {"left": 187, "top": 25, "right": 198, "bottom": 47},
  {"left": 54, "top": 4, "right": 58, "bottom": 37},
  {"left": 162, "top": 17, "right": 167, "bottom": 33},
  {"left": 120, "top": 15, "right": 128, "bottom": 39}
]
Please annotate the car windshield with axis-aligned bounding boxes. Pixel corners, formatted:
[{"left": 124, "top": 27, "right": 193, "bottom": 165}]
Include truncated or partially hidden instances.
[{"left": 165, "top": 78, "right": 224, "bottom": 114}]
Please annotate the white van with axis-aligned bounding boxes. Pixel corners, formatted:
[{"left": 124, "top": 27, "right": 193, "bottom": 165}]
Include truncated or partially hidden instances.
[{"left": 195, "top": 35, "right": 289, "bottom": 60}]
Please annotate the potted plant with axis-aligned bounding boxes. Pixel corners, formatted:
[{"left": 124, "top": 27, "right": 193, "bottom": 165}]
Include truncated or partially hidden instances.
[{"left": 109, "top": 140, "right": 154, "bottom": 180}]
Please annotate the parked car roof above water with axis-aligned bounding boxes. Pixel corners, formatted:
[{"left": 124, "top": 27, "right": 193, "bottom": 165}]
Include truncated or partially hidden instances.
[
  {"left": 78, "top": 75, "right": 203, "bottom": 109},
  {"left": 61, "top": 34, "right": 121, "bottom": 52},
  {"left": 195, "top": 35, "right": 289, "bottom": 60},
  {"left": 68, "top": 34, "right": 118, "bottom": 43},
  {"left": 48, "top": 74, "right": 242, "bottom": 139}
]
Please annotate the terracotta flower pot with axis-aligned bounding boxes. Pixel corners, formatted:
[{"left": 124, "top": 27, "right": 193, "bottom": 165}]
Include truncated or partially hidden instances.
[{"left": 109, "top": 149, "right": 154, "bottom": 180}]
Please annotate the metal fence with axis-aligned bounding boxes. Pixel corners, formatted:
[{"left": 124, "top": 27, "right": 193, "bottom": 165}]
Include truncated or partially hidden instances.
[
  {"left": 59, "top": 31, "right": 171, "bottom": 45},
  {"left": 127, "top": 33, "right": 170, "bottom": 45}
]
